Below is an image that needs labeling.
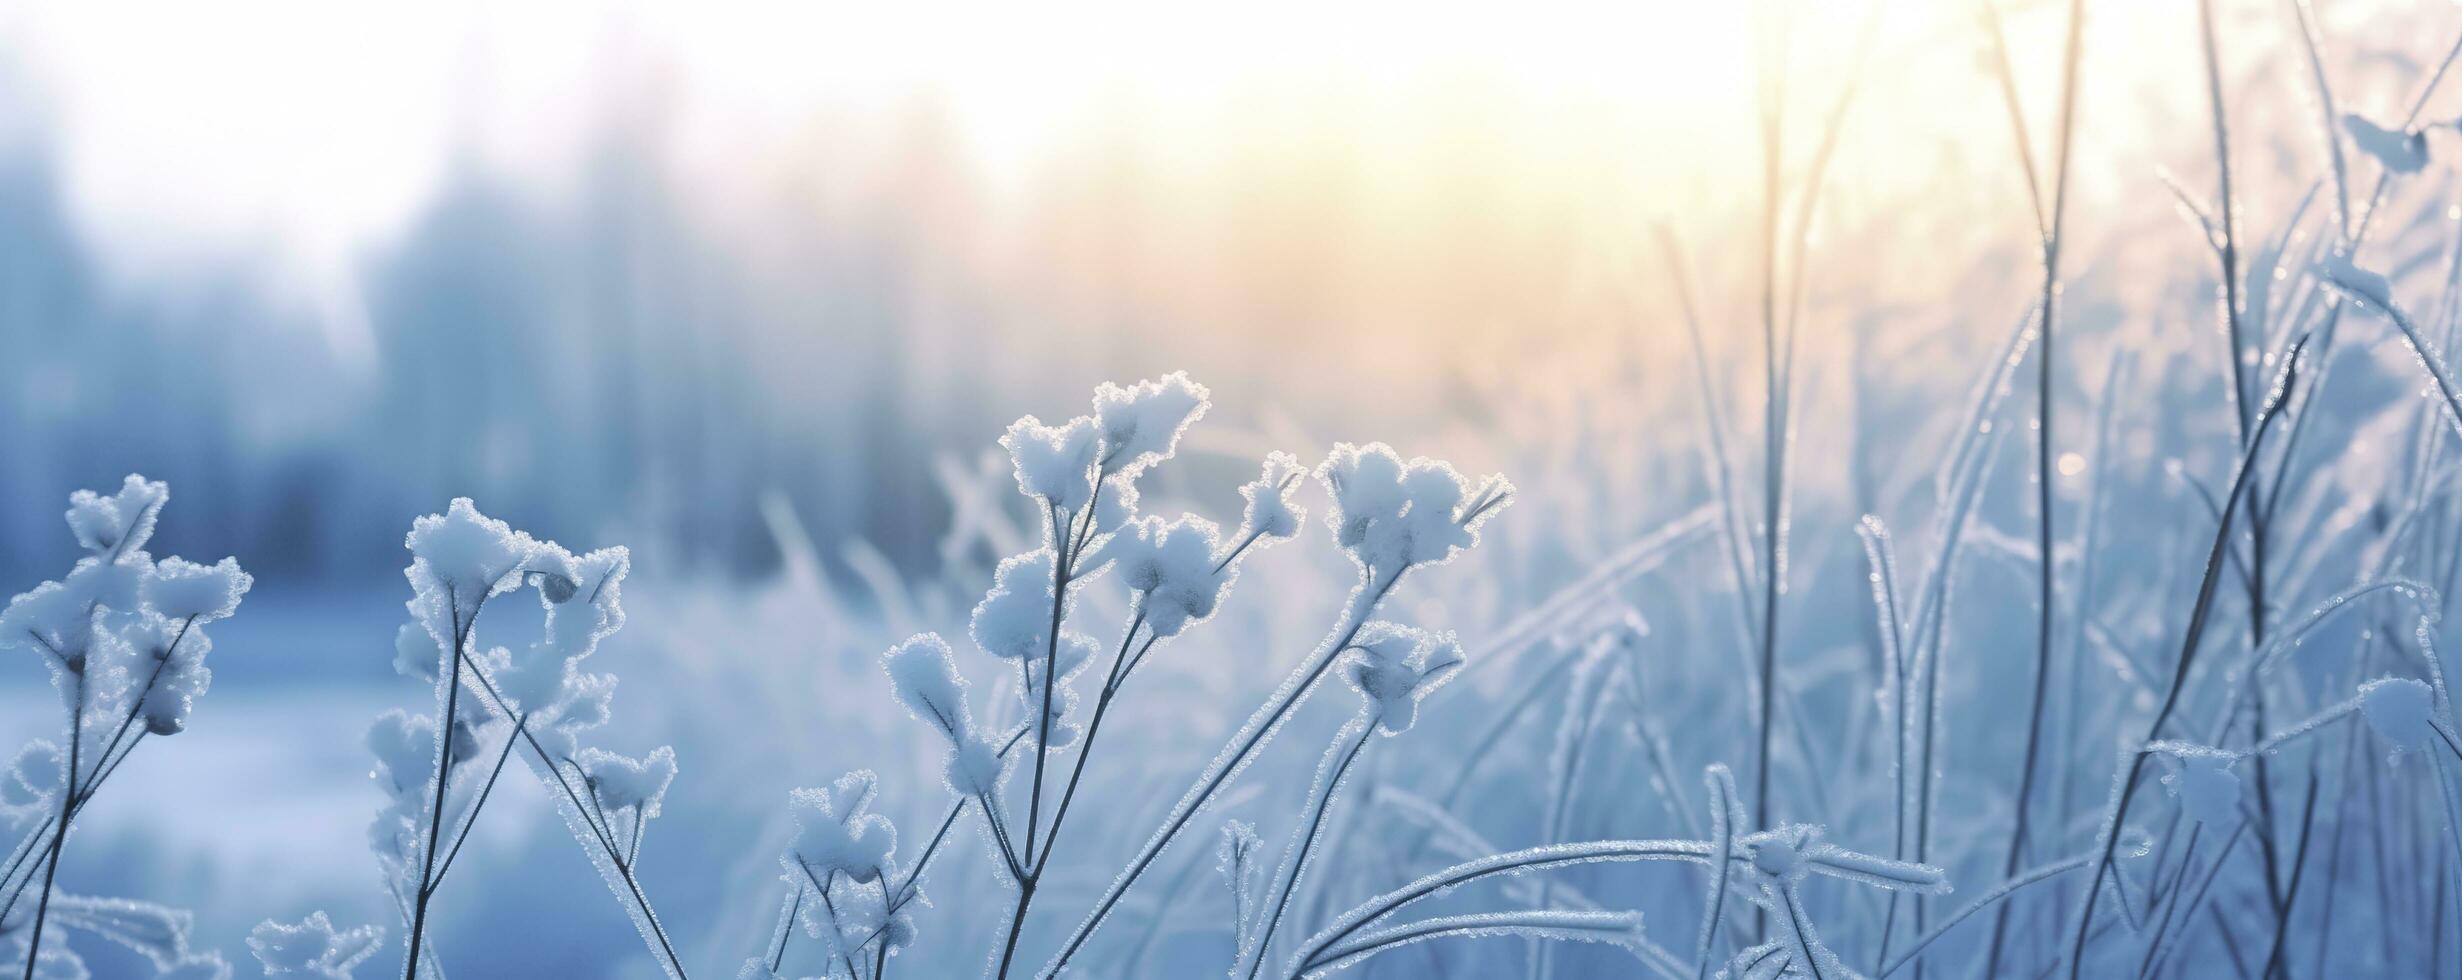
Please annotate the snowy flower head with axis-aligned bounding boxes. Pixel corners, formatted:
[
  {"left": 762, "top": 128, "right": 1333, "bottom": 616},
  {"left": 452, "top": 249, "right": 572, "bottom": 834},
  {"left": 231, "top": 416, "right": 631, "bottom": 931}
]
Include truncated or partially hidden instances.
[
  {"left": 2359, "top": 676, "right": 2436, "bottom": 753},
  {"left": 578, "top": 746, "right": 679, "bottom": 820},
  {"left": 1235, "top": 452, "right": 1308, "bottom": 544},
  {"left": 882, "top": 633, "right": 1011, "bottom": 796},
  {"left": 1091, "top": 372, "right": 1209, "bottom": 476},
  {"left": 247, "top": 912, "right": 383, "bottom": 978},
  {"left": 404, "top": 498, "right": 539, "bottom": 609},
  {"left": 142, "top": 557, "right": 252, "bottom": 624},
  {"left": 1341, "top": 622, "right": 1465, "bottom": 735},
  {"left": 1317, "top": 443, "right": 1512, "bottom": 580},
  {"left": 969, "top": 551, "right": 1091, "bottom": 669},
  {"left": 1114, "top": 515, "right": 1232, "bottom": 638},
  {"left": 787, "top": 771, "right": 898, "bottom": 884},
  {"left": 2158, "top": 744, "right": 2241, "bottom": 826},
  {"left": 1000, "top": 416, "right": 1101, "bottom": 512},
  {"left": 65, "top": 475, "right": 167, "bottom": 558}
]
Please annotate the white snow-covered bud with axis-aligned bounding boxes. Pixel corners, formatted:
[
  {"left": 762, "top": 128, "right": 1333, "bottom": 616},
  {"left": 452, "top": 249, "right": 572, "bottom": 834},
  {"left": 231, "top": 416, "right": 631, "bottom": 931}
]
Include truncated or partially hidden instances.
[
  {"left": 1235, "top": 452, "right": 1307, "bottom": 543},
  {"left": 577, "top": 746, "right": 678, "bottom": 819},
  {"left": 540, "top": 546, "right": 629, "bottom": 661},
  {"left": 404, "top": 498, "right": 539, "bottom": 608},
  {"left": 1000, "top": 415, "right": 1101, "bottom": 512},
  {"left": 1341, "top": 622, "right": 1465, "bottom": 735},
  {"left": 787, "top": 772, "right": 898, "bottom": 883},
  {"left": 1114, "top": 516, "right": 1231, "bottom": 638},
  {"left": 1317, "top": 443, "right": 1511, "bottom": 578},
  {"left": 248, "top": 911, "right": 384, "bottom": 977},
  {"left": 2345, "top": 113, "right": 2429, "bottom": 174},
  {"left": 2360, "top": 676, "right": 2436, "bottom": 752},
  {"left": 949, "top": 733, "right": 1007, "bottom": 798},
  {"left": 2159, "top": 745, "right": 2241, "bottom": 826},
  {"left": 970, "top": 551, "right": 1068, "bottom": 662},
  {"left": 142, "top": 557, "right": 251, "bottom": 623},
  {"left": 884, "top": 634, "right": 976, "bottom": 746},
  {"left": 65, "top": 475, "right": 168, "bottom": 557},
  {"left": 1091, "top": 372, "right": 1209, "bottom": 476}
]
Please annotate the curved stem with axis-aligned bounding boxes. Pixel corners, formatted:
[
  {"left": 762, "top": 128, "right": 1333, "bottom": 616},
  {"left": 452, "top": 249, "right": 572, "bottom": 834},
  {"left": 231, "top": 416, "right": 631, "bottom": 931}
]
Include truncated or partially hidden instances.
[
  {"left": 1243, "top": 717, "right": 1374, "bottom": 980},
  {"left": 1038, "top": 573, "right": 1401, "bottom": 977},
  {"left": 18, "top": 671, "right": 83, "bottom": 980},
  {"left": 1288, "top": 839, "right": 1717, "bottom": 973}
]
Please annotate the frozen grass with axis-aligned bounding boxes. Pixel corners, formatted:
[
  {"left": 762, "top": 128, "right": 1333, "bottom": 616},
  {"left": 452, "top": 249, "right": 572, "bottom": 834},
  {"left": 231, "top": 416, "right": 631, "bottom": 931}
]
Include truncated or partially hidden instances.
[{"left": 21, "top": 3, "right": 2462, "bottom": 979}]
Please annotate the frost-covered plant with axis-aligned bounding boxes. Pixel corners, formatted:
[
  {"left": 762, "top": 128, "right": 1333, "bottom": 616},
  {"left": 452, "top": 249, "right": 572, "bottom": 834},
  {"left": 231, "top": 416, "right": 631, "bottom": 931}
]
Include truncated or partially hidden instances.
[
  {"left": 248, "top": 913, "right": 384, "bottom": 978},
  {"left": 349, "top": 499, "right": 684, "bottom": 979},
  {"left": 1042, "top": 438, "right": 1509, "bottom": 976},
  {"left": 0, "top": 476, "right": 247, "bottom": 980},
  {"left": 1228, "top": 624, "right": 1463, "bottom": 980},
  {"left": 748, "top": 771, "right": 914, "bottom": 980},
  {"left": 734, "top": 374, "right": 1511, "bottom": 979}
]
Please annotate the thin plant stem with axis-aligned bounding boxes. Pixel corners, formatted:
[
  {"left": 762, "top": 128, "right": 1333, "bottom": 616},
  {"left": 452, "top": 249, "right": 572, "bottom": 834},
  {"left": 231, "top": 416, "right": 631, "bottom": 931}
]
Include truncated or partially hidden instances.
[
  {"left": 1038, "top": 572, "right": 1404, "bottom": 978},
  {"left": 1240, "top": 716, "right": 1375, "bottom": 980},
  {"left": 1988, "top": 0, "right": 2088, "bottom": 974},
  {"left": 2063, "top": 337, "right": 2308, "bottom": 978}
]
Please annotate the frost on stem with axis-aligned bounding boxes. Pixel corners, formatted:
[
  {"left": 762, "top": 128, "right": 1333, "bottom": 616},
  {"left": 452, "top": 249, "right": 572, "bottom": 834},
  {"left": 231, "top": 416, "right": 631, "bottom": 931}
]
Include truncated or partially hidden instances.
[
  {"left": 249, "top": 912, "right": 385, "bottom": 978},
  {"left": 2360, "top": 676, "right": 2437, "bottom": 754},
  {"left": 1218, "top": 821, "right": 1265, "bottom": 949}
]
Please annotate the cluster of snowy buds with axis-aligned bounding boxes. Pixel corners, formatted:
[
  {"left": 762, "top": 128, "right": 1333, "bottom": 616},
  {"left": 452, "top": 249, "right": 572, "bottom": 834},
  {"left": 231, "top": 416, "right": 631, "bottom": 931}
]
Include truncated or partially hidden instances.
[
  {"left": 1317, "top": 443, "right": 1513, "bottom": 589},
  {"left": 0, "top": 476, "right": 249, "bottom": 980},
  {"left": 770, "top": 770, "right": 915, "bottom": 973},
  {"left": 348, "top": 498, "right": 685, "bottom": 979}
]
